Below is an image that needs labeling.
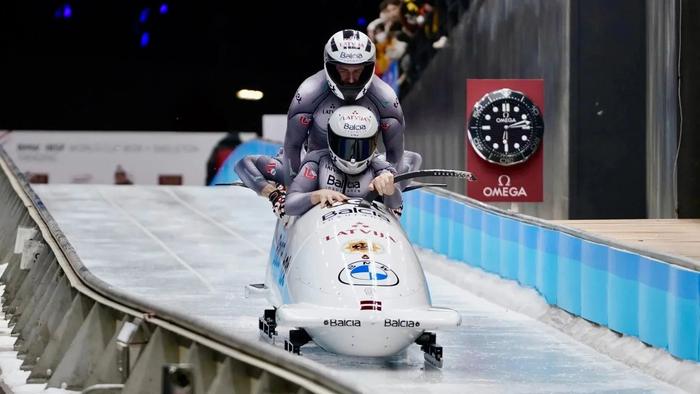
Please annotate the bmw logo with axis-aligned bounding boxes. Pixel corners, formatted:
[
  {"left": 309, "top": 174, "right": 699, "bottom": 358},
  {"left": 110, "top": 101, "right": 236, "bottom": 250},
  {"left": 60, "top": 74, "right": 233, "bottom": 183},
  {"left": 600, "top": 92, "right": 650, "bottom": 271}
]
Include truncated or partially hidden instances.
[{"left": 350, "top": 264, "right": 388, "bottom": 280}]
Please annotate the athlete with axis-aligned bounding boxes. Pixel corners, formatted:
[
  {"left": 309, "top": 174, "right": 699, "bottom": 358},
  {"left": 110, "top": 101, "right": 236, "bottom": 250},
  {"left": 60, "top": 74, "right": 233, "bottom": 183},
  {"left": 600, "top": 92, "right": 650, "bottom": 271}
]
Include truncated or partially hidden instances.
[
  {"left": 284, "top": 28, "right": 406, "bottom": 177},
  {"left": 235, "top": 29, "right": 418, "bottom": 213},
  {"left": 285, "top": 105, "right": 402, "bottom": 217}
]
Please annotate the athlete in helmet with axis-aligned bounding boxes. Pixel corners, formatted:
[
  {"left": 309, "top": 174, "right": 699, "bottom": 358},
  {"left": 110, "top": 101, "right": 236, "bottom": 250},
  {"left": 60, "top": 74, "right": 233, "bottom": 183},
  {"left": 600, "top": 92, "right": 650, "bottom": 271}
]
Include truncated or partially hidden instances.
[
  {"left": 284, "top": 28, "right": 410, "bottom": 177},
  {"left": 233, "top": 148, "right": 288, "bottom": 215},
  {"left": 234, "top": 28, "right": 418, "bottom": 216},
  {"left": 285, "top": 105, "right": 401, "bottom": 217}
]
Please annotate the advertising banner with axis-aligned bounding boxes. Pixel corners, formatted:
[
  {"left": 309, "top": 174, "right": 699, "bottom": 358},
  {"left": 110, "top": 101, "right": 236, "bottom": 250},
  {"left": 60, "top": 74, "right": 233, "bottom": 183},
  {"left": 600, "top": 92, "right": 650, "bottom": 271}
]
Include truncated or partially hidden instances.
[
  {"left": 0, "top": 131, "right": 227, "bottom": 185},
  {"left": 465, "top": 79, "right": 544, "bottom": 202},
  {"left": 262, "top": 114, "right": 287, "bottom": 143}
]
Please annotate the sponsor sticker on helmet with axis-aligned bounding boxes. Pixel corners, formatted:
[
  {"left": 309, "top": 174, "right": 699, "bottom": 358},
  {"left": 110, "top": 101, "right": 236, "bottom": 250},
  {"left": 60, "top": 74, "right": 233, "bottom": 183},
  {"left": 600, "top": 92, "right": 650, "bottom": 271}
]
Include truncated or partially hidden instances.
[
  {"left": 343, "top": 123, "right": 367, "bottom": 131},
  {"left": 340, "top": 52, "right": 364, "bottom": 60}
]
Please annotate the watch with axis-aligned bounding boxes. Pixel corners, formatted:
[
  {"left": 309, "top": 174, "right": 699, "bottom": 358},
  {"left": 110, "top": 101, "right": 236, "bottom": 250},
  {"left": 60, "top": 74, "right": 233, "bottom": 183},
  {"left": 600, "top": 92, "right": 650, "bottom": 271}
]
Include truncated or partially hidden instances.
[{"left": 467, "top": 88, "right": 544, "bottom": 166}]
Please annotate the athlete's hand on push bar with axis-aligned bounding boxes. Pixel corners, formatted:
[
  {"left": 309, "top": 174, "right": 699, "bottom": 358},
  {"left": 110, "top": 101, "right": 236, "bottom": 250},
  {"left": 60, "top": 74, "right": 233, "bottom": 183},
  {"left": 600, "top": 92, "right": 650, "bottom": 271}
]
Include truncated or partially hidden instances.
[
  {"left": 369, "top": 172, "right": 395, "bottom": 196},
  {"left": 312, "top": 189, "right": 348, "bottom": 207}
]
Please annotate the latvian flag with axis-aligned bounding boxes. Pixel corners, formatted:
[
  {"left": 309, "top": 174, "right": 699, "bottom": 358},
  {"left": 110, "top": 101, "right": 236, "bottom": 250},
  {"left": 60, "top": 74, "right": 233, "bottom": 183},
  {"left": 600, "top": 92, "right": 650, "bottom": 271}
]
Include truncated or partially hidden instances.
[{"left": 360, "top": 300, "right": 382, "bottom": 311}]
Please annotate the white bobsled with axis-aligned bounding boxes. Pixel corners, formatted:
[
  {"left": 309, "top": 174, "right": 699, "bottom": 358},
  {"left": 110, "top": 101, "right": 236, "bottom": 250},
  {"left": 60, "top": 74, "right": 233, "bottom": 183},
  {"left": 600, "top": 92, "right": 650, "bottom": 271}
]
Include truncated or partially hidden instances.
[{"left": 257, "top": 191, "right": 462, "bottom": 366}]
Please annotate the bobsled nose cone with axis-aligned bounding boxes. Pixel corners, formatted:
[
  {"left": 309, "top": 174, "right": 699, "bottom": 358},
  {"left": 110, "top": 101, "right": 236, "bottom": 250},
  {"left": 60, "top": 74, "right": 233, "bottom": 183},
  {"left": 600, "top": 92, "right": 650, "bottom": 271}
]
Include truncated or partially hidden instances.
[{"left": 310, "top": 326, "right": 421, "bottom": 357}]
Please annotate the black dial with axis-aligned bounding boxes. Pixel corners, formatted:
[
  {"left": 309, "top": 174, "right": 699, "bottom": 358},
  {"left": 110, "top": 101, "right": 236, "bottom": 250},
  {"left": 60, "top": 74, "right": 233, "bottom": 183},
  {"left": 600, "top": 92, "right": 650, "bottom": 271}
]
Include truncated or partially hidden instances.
[{"left": 467, "top": 88, "right": 544, "bottom": 166}]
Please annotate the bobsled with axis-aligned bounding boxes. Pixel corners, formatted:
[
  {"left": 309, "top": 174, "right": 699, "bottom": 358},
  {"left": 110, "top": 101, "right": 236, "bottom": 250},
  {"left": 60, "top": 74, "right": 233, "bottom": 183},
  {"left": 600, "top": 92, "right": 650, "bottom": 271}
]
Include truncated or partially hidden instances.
[{"left": 250, "top": 170, "right": 475, "bottom": 367}]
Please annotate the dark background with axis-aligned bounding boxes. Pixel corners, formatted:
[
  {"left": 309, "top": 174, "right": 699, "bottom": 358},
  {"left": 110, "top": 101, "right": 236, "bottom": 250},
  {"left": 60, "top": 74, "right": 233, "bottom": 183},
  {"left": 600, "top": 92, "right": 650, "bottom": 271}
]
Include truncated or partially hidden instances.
[
  {"left": 0, "top": 1, "right": 380, "bottom": 132},
  {"left": 568, "top": 0, "right": 647, "bottom": 219},
  {"left": 679, "top": 0, "right": 700, "bottom": 218}
]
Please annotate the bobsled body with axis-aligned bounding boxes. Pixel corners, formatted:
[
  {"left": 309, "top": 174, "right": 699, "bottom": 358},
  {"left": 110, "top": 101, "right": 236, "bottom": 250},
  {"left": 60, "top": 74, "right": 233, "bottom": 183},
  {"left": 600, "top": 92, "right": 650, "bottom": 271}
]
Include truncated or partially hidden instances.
[{"left": 265, "top": 198, "right": 460, "bottom": 357}]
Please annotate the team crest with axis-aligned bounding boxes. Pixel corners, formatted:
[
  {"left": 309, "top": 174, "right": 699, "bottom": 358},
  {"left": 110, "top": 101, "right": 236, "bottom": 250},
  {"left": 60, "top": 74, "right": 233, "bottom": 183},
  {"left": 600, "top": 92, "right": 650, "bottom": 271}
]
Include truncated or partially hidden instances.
[
  {"left": 338, "top": 260, "right": 399, "bottom": 287},
  {"left": 343, "top": 240, "right": 383, "bottom": 254}
]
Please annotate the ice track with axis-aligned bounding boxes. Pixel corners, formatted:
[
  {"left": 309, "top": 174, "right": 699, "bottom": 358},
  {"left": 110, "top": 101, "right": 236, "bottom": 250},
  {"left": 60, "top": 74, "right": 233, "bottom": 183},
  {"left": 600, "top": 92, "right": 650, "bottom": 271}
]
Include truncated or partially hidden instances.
[{"left": 33, "top": 185, "right": 682, "bottom": 393}]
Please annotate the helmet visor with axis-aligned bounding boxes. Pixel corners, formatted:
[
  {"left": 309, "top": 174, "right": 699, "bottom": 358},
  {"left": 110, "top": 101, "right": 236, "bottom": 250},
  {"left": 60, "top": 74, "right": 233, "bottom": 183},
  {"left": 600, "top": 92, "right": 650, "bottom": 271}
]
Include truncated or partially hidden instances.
[
  {"left": 326, "top": 62, "right": 375, "bottom": 85},
  {"left": 328, "top": 132, "right": 377, "bottom": 163}
]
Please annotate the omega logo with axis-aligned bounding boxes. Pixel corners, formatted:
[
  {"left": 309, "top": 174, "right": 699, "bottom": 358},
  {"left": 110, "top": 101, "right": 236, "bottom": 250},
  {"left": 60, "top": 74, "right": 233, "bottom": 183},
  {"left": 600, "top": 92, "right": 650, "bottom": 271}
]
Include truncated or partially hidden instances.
[
  {"left": 496, "top": 117, "right": 516, "bottom": 123},
  {"left": 483, "top": 175, "right": 528, "bottom": 197}
]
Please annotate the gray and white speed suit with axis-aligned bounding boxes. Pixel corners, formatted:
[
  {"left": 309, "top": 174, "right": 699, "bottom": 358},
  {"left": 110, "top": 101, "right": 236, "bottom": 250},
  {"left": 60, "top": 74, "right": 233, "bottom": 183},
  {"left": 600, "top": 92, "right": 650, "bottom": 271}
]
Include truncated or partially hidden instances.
[
  {"left": 284, "top": 70, "right": 406, "bottom": 177},
  {"left": 285, "top": 149, "right": 402, "bottom": 217},
  {"left": 234, "top": 70, "right": 420, "bottom": 196},
  {"left": 234, "top": 149, "right": 286, "bottom": 195}
]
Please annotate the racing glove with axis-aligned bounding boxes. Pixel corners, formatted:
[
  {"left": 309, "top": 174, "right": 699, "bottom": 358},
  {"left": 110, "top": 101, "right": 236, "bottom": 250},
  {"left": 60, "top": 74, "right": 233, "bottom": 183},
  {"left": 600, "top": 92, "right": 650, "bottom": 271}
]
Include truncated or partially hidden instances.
[{"left": 268, "top": 184, "right": 287, "bottom": 219}]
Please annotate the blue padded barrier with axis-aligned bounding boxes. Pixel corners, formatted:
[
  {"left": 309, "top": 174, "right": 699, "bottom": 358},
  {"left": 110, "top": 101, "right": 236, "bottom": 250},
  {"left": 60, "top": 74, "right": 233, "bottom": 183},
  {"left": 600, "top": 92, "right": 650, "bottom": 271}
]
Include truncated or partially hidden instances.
[
  {"left": 213, "top": 139, "right": 700, "bottom": 362},
  {"left": 499, "top": 218, "right": 519, "bottom": 281},
  {"left": 403, "top": 187, "right": 700, "bottom": 362},
  {"left": 580, "top": 242, "right": 609, "bottom": 326},
  {"left": 436, "top": 196, "right": 451, "bottom": 254},
  {"left": 518, "top": 223, "right": 539, "bottom": 289},
  {"left": 209, "top": 139, "right": 282, "bottom": 186},
  {"left": 536, "top": 229, "right": 559, "bottom": 305},
  {"left": 557, "top": 233, "right": 581, "bottom": 316},
  {"left": 446, "top": 202, "right": 464, "bottom": 261}
]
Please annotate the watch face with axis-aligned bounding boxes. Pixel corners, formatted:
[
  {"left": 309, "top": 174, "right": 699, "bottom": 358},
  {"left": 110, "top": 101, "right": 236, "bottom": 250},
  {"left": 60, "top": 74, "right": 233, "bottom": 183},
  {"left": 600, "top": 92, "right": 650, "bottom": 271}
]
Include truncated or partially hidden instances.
[{"left": 467, "top": 88, "right": 544, "bottom": 166}]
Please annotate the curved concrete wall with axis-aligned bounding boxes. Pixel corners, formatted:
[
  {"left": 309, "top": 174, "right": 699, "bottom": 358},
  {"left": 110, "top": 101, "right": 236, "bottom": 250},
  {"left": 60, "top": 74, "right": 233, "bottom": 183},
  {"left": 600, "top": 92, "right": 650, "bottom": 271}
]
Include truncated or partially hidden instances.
[
  {"left": 0, "top": 144, "right": 359, "bottom": 393},
  {"left": 216, "top": 139, "right": 699, "bottom": 362}
]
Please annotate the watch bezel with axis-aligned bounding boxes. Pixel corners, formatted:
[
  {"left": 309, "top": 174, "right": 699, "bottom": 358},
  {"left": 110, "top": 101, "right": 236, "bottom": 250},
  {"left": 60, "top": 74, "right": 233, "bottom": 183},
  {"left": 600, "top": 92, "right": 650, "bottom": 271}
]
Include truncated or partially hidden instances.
[{"left": 467, "top": 88, "right": 544, "bottom": 166}]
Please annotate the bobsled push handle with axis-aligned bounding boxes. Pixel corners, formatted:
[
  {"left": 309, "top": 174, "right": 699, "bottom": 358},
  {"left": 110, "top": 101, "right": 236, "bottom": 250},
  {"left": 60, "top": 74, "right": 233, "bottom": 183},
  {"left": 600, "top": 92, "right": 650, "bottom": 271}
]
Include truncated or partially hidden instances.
[
  {"left": 362, "top": 169, "right": 477, "bottom": 206},
  {"left": 214, "top": 181, "right": 246, "bottom": 186}
]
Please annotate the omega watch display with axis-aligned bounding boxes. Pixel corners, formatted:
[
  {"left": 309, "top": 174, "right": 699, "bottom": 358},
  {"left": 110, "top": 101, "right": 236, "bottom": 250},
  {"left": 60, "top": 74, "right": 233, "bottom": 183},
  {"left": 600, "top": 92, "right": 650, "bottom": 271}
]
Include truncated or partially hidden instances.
[{"left": 467, "top": 88, "right": 544, "bottom": 166}]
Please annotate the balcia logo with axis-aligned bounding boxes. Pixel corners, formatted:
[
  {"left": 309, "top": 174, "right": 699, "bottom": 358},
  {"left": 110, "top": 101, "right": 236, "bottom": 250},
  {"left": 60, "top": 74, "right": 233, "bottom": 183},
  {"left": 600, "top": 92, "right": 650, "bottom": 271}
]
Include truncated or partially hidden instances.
[
  {"left": 322, "top": 206, "right": 391, "bottom": 223},
  {"left": 384, "top": 319, "right": 420, "bottom": 328},
  {"left": 327, "top": 174, "right": 360, "bottom": 189},
  {"left": 340, "top": 52, "right": 363, "bottom": 59},
  {"left": 324, "top": 319, "right": 361, "bottom": 327},
  {"left": 344, "top": 123, "right": 367, "bottom": 131}
]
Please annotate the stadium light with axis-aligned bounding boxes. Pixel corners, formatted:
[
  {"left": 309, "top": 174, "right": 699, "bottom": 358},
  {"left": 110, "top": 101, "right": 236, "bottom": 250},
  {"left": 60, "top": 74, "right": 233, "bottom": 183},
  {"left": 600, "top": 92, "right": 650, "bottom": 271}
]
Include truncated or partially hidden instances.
[
  {"left": 236, "top": 89, "right": 264, "bottom": 101},
  {"left": 54, "top": 3, "right": 72, "bottom": 19},
  {"left": 139, "top": 8, "right": 150, "bottom": 23},
  {"left": 140, "top": 32, "right": 150, "bottom": 47}
]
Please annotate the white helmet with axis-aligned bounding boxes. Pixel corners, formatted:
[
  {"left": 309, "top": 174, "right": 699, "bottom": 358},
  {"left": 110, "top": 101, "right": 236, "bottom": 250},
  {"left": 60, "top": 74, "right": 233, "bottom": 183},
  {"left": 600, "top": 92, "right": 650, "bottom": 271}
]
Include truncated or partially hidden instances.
[
  {"left": 327, "top": 105, "right": 379, "bottom": 175},
  {"left": 324, "top": 29, "right": 376, "bottom": 101}
]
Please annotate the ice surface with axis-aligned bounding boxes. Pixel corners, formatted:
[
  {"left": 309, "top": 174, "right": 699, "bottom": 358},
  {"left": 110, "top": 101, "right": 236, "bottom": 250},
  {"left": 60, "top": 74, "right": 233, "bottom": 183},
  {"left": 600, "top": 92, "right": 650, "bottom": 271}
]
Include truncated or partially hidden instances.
[
  {"left": 29, "top": 184, "right": 692, "bottom": 393},
  {"left": 418, "top": 249, "right": 700, "bottom": 393}
]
